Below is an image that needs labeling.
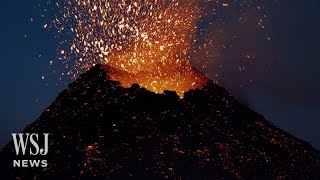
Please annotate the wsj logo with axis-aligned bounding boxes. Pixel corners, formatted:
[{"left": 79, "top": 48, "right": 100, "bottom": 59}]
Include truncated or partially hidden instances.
[{"left": 12, "top": 133, "right": 49, "bottom": 168}]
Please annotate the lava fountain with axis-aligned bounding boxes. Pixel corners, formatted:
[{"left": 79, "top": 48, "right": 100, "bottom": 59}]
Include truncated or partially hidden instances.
[
  {"left": 45, "top": 0, "right": 208, "bottom": 96},
  {"left": 43, "top": 0, "right": 267, "bottom": 96}
]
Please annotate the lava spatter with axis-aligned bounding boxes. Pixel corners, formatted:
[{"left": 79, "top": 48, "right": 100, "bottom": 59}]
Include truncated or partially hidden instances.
[{"left": 42, "top": 0, "right": 269, "bottom": 95}]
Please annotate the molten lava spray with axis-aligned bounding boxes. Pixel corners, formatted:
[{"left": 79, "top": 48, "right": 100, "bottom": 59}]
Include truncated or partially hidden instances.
[{"left": 43, "top": 0, "right": 269, "bottom": 96}]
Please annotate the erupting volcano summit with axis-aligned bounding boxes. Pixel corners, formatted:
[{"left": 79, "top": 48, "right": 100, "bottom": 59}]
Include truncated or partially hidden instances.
[
  {"left": 2, "top": 0, "right": 318, "bottom": 178},
  {"left": 42, "top": 0, "right": 268, "bottom": 93}
]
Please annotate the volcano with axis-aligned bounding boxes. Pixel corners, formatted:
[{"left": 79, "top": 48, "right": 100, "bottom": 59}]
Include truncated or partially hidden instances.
[{"left": 1, "top": 64, "right": 319, "bottom": 179}]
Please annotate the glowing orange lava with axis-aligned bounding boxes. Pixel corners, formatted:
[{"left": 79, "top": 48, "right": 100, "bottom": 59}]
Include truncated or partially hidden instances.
[{"left": 106, "top": 62, "right": 208, "bottom": 97}]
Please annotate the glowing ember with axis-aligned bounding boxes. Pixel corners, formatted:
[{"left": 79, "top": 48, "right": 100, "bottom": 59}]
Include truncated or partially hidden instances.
[{"left": 43, "top": 0, "right": 268, "bottom": 95}]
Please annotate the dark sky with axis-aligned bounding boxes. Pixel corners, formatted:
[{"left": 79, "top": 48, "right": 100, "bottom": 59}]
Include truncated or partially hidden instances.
[
  {"left": 236, "top": 0, "right": 320, "bottom": 149},
  {"left": 0, "top": 0, "right": 319, "bottom": 149}
]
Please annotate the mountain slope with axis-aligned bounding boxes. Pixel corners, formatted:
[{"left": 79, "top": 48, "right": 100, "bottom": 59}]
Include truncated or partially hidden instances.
[{"left": 1, "top": 64, "right": 319, "bottom": 179}]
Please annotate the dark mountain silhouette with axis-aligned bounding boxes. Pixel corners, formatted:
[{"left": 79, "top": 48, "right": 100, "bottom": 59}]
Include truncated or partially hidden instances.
[{"left": 1, "top": 64, "right": 319, "bottom": 179}]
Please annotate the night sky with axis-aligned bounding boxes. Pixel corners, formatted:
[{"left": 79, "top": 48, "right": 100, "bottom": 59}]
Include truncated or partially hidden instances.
[{"left": 0, "top": 0, "right": 319, "bottom": 149}]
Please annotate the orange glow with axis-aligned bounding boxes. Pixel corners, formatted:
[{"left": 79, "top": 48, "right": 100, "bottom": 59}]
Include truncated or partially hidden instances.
[{"left": 106, "top": 62, "right": 208, "bottom": 97}]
